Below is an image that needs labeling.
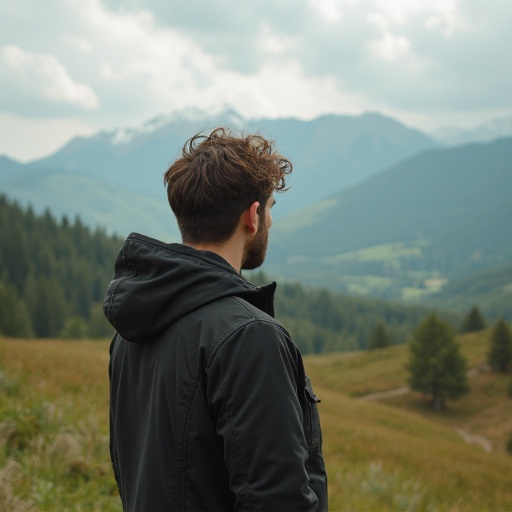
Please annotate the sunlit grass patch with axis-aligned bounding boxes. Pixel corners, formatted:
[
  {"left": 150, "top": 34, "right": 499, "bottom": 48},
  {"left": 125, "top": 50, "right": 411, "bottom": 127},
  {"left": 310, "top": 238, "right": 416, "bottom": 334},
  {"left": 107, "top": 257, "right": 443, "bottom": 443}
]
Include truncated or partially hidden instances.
[{"left": 0, "top": 338, "right": 121, "bottom": 511}]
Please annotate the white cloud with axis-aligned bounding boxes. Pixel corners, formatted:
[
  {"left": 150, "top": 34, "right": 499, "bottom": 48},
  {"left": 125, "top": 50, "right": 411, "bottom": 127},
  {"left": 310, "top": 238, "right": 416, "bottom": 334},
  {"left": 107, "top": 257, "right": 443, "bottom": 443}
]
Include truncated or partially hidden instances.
[
  {"left": 258, "top": 24, "right": 295, "bottom": 56},
  {"left": 196, "top": 60, "right": 373, "bottom": 121},
  {"left": 365, "top": 0, "right": 462, "bottom": 64},
  {"left": 62, "top": 35, "right": 93, "bottom": 54},
  {"left": 1, "top": 0, "right": 512, "bottom": 160},
  {"left": 0, "top": 112, "right": 98, "bottom": 161},
  {"left": 311, "top": 0, "right": 345, "bottom": 23},
  {"left": 2, "top": 44, "right": 99, "bottom": 110},
  {"left": 372, "top": 32, "right": 411, "bottom": 62},
  {"left": 66, "top": 0, "right": 225, "bottom": 116},
  {"left": 369, "top": 0, "right": 463, "bottom": 34}
]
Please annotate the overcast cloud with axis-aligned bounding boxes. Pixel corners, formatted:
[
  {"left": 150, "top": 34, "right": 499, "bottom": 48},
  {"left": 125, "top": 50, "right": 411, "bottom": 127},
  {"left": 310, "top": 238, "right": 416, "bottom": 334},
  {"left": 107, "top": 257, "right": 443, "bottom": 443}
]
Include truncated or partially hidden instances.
[{"left": 1, "top": 0, "right": 512, "bottom": 160}]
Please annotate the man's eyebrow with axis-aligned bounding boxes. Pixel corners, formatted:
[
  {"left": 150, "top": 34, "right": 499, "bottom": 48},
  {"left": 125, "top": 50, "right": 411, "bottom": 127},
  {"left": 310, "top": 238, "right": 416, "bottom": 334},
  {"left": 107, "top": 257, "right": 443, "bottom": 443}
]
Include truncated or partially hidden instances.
[{"left": 271, "top": 198, "right": 276, "bottom": 207}]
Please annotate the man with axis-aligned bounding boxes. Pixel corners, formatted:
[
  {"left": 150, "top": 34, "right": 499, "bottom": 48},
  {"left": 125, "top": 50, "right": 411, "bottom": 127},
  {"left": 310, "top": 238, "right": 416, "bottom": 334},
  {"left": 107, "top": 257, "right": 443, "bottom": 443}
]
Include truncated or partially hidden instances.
[{"left": 105, "top": 127, "right": 328, "bottom": 511}]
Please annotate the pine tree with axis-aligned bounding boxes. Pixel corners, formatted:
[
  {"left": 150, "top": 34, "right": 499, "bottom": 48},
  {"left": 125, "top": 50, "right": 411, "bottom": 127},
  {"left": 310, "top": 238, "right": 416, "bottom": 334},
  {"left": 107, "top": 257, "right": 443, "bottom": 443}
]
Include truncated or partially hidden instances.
[
  {"left": 24, "top": 275, "right": 68, "bottom": 337},
  {"left": 60, "top": 315, "right": 88, "bottom": 339},
  {"left": 0, "top": 282, "right": 34, "bottom": 337},
  {"left": 461, "top": 305, "right": 486, "bottom": 333},
  {"left": 406, "top": 312, "right": 469, "bottom": 410},
  {"left": 88, "top": 302, "right": 114, "bottom": 339},
  {"left": 487, "top": 318, "right": 512, "bottom": 373},
  {"left": 368, "top": 322, "right": 390, "bottom": 350},
  {"left": 508, "top": 380, "right": 512, "bottom": 455}
]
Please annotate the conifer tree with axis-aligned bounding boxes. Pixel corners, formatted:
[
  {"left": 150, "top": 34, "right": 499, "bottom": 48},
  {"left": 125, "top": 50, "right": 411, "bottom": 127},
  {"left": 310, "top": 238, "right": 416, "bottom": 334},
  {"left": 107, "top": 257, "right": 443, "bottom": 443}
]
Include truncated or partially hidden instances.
[
  {"left": 88, "top": 302, "right": 114, "bottom": 339},
  {"left": 406, "top": 312, "right": 469, "bottom": 410},
  {"left": 508, "top": 382, "right": 512, "bottom": 454},
  {"left": 24, "top": 275, "right": 68, "bottom": 337},
  {"left": 368, "top": 322, "right": 390, "bottom": 350},
  {"left": 461, "top": 305, "right": 487, "bottom": 333},
  {"left": 487, "top": 318, "right": 512, "bottom": 373},
  {"left": 0, "top": 282, "right": 34, "bottom": 337},
  {"left": 60, "top": 315, "right": 88, "bottom": 339}
]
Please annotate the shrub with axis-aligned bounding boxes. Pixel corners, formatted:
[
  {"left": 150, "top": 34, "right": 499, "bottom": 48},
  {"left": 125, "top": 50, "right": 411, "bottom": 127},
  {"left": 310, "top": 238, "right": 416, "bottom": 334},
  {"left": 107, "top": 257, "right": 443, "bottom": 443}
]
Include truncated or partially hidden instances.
[{"left": 507, "top": 433, "right": 512, "bottom": 455}]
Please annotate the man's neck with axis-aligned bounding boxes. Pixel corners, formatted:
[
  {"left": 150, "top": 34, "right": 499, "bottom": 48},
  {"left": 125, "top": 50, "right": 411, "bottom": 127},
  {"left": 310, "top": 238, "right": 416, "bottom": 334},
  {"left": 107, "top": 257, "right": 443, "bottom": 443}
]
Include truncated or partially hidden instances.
[{"left": 184, "top": 239, "right": 244, "bottom": 273}]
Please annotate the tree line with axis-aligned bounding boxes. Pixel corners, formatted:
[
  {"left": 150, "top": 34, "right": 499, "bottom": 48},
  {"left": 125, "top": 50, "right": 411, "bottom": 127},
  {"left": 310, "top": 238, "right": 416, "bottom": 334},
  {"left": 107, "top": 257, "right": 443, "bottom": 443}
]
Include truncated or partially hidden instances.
[
  {"left": 0, "top": 194, "right": 467, "bottom": 354},
  {"left": 0, "top": 195, "right": 123, "bottom": 339},
  {"left": 247, "top": 271, "right": 461, "bottom": 353}
]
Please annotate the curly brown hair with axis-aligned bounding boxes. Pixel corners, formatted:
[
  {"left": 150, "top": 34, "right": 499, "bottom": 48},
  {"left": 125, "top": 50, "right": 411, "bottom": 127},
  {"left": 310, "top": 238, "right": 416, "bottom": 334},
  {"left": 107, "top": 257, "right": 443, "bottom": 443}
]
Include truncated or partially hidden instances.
[{"left": 163, "top": 127, "right": 292, "bottom": 244}]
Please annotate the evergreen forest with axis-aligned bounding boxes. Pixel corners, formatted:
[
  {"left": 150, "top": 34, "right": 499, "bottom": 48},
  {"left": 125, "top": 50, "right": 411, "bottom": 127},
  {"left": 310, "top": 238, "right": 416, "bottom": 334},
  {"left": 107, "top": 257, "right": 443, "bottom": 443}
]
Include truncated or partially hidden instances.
[
  {"left": 0, "top": 195, "right": 123, "bottom": 339},
  {"left": 0, "top": 195, "right": 461, "bottom": 352}
]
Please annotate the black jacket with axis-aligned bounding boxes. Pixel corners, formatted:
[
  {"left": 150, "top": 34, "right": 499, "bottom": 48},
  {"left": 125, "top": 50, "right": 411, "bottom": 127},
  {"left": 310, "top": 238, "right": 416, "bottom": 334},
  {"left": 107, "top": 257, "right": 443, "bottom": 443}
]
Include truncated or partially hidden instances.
[{"left": 105, "top": 233, "right": 328, "bottom": 511}]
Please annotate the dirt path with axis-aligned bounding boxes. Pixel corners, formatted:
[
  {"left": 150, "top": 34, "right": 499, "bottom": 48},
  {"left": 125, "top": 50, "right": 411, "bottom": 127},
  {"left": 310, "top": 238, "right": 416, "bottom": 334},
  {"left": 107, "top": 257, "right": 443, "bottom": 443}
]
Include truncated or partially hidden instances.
[
  {"left": 359, "top": 364, "right": 489, "bottom": 403},
  {"left": 358, "top": 386, "right": 410, "bottom": 401},
  {"left": 453, "top": 428, "right": 492, "bottom": 452},
  {"left": 357, "top": 366, "right": 493, "bottom": 452}
]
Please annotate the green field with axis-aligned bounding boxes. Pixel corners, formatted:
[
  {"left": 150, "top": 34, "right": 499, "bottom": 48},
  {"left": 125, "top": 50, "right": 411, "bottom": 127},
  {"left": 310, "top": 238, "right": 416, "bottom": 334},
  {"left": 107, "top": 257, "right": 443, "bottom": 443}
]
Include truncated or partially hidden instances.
[{"left": 1, "top": 332, "right": 511, "bottom": 511}]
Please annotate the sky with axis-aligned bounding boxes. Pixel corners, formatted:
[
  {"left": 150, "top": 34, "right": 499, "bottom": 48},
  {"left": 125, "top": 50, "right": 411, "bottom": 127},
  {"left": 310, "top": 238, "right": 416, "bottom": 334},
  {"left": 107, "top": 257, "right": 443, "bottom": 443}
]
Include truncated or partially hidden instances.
[{"left": 1, "top": 0, "right": 512, "bottom": 162}]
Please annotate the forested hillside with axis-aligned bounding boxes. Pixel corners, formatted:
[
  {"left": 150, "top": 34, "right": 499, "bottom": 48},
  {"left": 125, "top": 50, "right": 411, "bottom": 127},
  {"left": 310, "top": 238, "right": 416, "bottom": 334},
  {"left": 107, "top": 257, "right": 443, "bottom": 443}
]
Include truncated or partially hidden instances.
[
  {"left": 0, "top": 195, "right": 457, "bottom": 351},
  {"left": 268, "top": 137, "right": 512, "bottom": 297},
  {"left": 0, "top": 195, "right": 123, "bottom": 338}
]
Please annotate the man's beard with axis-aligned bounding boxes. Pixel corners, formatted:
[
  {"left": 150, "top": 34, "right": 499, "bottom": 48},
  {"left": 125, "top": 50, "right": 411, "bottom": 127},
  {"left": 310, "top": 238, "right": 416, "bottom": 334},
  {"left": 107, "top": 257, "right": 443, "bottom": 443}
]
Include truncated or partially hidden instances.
[{"left": 241, "top": 221, "right": 269, "bottom": 271}]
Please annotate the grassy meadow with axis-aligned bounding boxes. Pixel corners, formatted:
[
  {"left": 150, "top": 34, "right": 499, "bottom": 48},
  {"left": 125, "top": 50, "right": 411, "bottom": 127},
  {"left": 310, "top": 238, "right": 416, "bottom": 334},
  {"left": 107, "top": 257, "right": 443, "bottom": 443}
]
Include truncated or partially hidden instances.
[
  {"left": 1, "top": 332, "right": 512, "bottom": 511},
  {"left": 0, "top": 339, "right": 119, "bottom": 511}
]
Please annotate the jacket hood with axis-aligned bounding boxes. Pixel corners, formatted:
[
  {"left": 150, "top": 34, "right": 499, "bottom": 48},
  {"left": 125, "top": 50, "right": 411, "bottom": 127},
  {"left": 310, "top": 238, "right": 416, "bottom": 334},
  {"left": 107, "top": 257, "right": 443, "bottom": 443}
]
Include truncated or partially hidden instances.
[{"left": 104, "top": 233, "right": 276, "bottom": 343}]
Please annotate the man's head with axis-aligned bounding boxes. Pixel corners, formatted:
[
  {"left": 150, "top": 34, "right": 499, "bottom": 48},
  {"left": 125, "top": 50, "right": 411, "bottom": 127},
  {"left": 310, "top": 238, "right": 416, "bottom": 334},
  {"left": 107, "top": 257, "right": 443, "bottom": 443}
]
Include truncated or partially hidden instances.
[{"left": 163, "top": 127, "right": 292, "bottom": 250}]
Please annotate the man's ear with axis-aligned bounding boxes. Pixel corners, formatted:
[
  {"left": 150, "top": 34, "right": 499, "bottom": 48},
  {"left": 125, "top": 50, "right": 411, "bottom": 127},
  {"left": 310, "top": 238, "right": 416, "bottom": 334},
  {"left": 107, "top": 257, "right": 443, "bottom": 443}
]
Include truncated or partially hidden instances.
[{"left": 243, "top": 201, "right": 260, "bottom": 234}]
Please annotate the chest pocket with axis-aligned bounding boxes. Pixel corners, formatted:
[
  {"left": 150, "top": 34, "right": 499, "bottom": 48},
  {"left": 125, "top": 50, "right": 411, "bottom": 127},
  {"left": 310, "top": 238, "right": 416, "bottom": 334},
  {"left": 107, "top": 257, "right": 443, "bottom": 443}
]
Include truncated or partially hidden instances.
[{"left": 304, "top": 376, "right": 322, "bottom": 451}]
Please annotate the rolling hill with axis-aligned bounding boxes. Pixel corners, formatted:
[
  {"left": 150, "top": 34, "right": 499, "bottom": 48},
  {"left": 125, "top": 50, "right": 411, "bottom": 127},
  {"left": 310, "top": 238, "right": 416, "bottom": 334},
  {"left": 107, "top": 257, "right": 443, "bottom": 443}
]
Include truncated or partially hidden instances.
[{"left": 266, "top": 137, "right": 512, "bottom": 299}]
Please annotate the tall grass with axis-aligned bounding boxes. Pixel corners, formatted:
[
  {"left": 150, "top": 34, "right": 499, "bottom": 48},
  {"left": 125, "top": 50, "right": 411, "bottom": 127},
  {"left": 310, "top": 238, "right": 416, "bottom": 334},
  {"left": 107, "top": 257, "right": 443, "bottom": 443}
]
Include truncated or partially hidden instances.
[
  {"left": 1, "top": 332, "right": 511, "bottom": 511},
  {"left": 0, "top": 339, "right": 120, "bottom": 511},
  {"left": 307, "top": 330, "right": 512, "bottom": 510},
  {"left": 316, "top": 386, "right": 512, "bottom": 510}
]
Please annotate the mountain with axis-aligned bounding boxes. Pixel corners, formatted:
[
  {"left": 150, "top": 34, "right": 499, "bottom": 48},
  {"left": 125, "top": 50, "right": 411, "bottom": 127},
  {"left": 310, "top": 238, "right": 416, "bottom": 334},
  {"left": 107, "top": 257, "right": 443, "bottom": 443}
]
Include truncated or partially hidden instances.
[
  {"left": 0, "top": 109, "right": 438, "bottom": 244},
  {"left": 0, "top": 155, "right": 23, "bottom": 176},
  {"left": 19, "top": 109, "right": 438, "bottom": 218},
  {"left": 265, "top": 138, "right": 512, "bottom": 298},
  {"left": 245, "top": 112, "right": 438, "bottom": 215},
  {"left": 2, "top": 110, "right": 510, "bottom": 303},
  {"left": 433, "top": 115, "right": 512, "bottom": 146}
]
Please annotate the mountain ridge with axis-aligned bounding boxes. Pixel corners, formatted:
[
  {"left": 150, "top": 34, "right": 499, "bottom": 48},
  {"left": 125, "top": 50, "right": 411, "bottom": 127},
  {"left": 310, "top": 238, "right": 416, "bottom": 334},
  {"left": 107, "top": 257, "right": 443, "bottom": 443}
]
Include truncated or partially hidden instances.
[
  {"left": 19, "top": 110, "right": 438, "bottom": 216},
  {"left": 1, "top": 110, "right": 510, "bottom": 302}
]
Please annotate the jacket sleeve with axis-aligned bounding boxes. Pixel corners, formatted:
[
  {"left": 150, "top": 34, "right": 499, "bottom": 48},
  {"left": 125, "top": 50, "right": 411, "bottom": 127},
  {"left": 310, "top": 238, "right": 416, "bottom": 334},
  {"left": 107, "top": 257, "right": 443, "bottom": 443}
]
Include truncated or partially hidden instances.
[{"left": 206, "top": 318, "right": 323, "bottom": 511}]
